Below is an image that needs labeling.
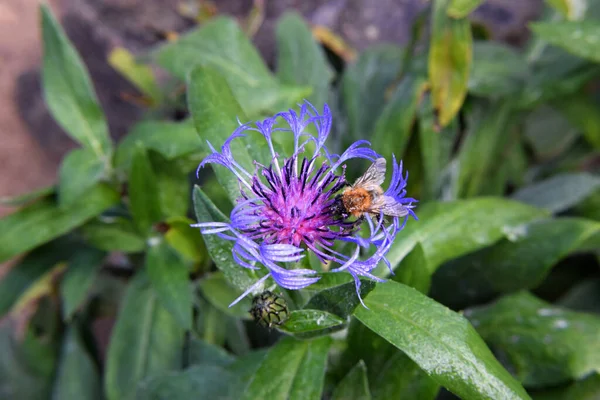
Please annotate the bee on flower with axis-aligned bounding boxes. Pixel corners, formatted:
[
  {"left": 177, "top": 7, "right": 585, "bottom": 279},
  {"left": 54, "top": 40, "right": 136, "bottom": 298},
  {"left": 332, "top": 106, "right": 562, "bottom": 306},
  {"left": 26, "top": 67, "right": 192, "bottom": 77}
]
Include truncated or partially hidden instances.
[{"left": 192, "top": 101, "right": 417, "bottom": 307}]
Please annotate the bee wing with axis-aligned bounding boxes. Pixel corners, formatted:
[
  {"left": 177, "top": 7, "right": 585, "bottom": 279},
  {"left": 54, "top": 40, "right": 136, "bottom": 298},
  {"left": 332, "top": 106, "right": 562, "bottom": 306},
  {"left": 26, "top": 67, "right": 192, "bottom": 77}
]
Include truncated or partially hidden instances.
[
  {"left": 352, "top": 158, "right": 386, "bottom": 191},
  {"left": 370, "top": 195, "right": 410, "bottom": 217}
]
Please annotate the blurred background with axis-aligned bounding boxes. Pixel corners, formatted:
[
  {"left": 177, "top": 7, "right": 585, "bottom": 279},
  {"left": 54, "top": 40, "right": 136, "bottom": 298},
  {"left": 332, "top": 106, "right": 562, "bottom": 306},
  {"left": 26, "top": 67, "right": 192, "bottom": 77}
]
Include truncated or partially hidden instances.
[{"left": 0, "top": 0, "right": 541, "bottom": 218}]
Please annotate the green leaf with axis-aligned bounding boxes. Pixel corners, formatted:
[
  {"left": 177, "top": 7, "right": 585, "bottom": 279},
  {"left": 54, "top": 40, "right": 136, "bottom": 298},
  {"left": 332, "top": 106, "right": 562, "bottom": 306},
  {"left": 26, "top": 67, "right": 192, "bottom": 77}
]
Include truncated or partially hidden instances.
[
  {"left": 80, "top": 217, "right": 146, "bottom": 253},
  {"left": 187, "top": 66, "right": 258, "bottom": 202},
  {"left": 105, "top": 272, "right": 185, "bottom": 400},
  {"left": 115, "top": 119, "right": 202, "bottom": 172},
  {"left": 0, "top": 237, "right": 73, "bottom": 317},
  {"left": 0, "top": 184, "right": 119, "bottom": 263},
  {"left": 0, "top": 185, "right": 54, "bottom": 207},
  {"left": 371, "top": 73, "right": 429, "bottom": 161},
  {"left": 198, "top": 272, "right": 251, "bottom": 319},
  {"left": 129, "top": 145, "right": 163, "bottom": 235},
  {"left": 278, "top": 310, "right": 345, "bottom": 338},
  {"left": 164, "top": 217, "right": 206, "bottom": 264},
  {"left": 108, "top": 47, "right": 161, "bottom": 103},
  {"left": 456, "top": 102, "right": 514, "bottom": 198},
  {"left": 530, "top": 20, "right": 600, "bottom": 63},
  {"left": 557, "top": 278, "right": 600, "bottom": 314},
  {"left": 382, "top": 198, "right": 547, "bottom": 277},
  {"left": 432, "top": 217, "right": 600, "bottom": 309},
  {"left": 554, "top": 94, "right": 600, "bottom": 149},
  {"left": 354, "top": 281, "right": 530, "bottom": 399},
  {"left": 155, "top": 17, "right": 304, "bottom": 116},
  {"left": 523, "top": 105, "right": 579, "bottom": 160},
  {"left": 136, "top": 364, "right": 240, "bottom": 400},
  {"left": 512, "top": 173, "right": 600, "bottom": 213},
  {"left": 192, "top": 186, "right": 257, "bottom": 292},
  {"left": 448, "top": 0, "right": 485, "bottom": 18},
  {"left": 149, "top": 151, "right": 190, "bottom": 218},
  {"left": 146, "top": 239, "right": 193, "bottom": 330},
  {"left": 466, "top": 291, "right": 600, "bottom": 388},
  {"left": 332, "top": 361, "right": 372, "bottom": 400},
  {"left": 186, "top": 337, "right": 236, "bottom": 368},
  {"left": 533, "top": 373, "right": 600, "bottom": 400},
  {"left": 417, "top": 94, "right": 457, "bottom": 200},
  {"left": 340, "top": 319, "right": 439, "bottom": 400},
  {"left": 0, "top": 282, "right": 62, "bottom": 399},
  {"left": 342, "top": 45, "right": 404, "bottom": 140},
  {"left": 241, "top": 336, "right": 331, "bottom": 400},
  {"left": 469, "top": 42, "right": 530, "bottom": 98},
  {"left": 429, "top": 0, "right": 472, "bottom": 127},
  {"left": 544, "top": 0, "right": 587, "bottom": 20},
  {"left": 58, "top": 148, "right": 106, "bottom": 207},
  {"left": 60, "top": 246, "right": 106, "bottom": 319},
  {"left": 303, "top": 280, "right": 376, "bottom": 319},
  {"left": 40, "top": 4, "right": 111, "bottom": 160},
  {"left": 275, "top": 12, "right": 333, "bottom": 108},
  {"left": 52, "top": 325, "right": 102, "bottom": 400},
  {"left": 392, "top": 243, "right": 431, "bottom": 294}
]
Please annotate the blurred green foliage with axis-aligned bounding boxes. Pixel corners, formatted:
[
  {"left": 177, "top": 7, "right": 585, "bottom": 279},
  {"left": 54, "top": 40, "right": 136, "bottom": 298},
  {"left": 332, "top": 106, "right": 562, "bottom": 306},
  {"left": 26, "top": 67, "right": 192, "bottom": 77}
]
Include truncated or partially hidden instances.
[{"left": 1, "top": 1, "right": 600, "bottom": 399}]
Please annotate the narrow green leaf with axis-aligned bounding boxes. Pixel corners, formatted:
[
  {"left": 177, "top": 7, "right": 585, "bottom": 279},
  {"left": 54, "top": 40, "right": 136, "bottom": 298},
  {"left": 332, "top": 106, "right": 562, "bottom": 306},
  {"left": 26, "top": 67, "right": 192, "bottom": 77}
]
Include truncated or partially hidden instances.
[
  {"left": 332, "top": 361, "right": 372, "bottom": 400},
  {"left": 241, "top": 336, "right": 331, "bottom": 400},
  {"left": 149, "top": 152, "right": 190, "bottom": 218},
  {"left": 115, "top": 119, "right": 202, "bottom": 172},
  {"left": 355, "top": 281, "right": 531, "bottom": 399},
  {"left": 0, "top": 185, "right": 54, "bottom": 207},
  {"left": 278, "top": 310, "right": 345, "bottom": 337},
  {"left": 339, "top": 319, "right": 439, "bottom": 400},
  {"left": 533, "top": 373, "right": 600, "bottom": 400},
  {"left": 129, "top": 145, "right": 163, "bottom": 235},
  {"left": 155, "top": 17, "right": 303, "bottom": 115},
  {"left": 512, "top": 173, "right": 600, "bottom": 213},
  {"left": 448, "top": 0, "right": 485, "bottom": 18},
  {"left": 80, "top": 217, "right": 146, "bottom": 253},
  {"left": 108, "top": 47, "right": 161, "bottom": 103},
  {"left": 187, "top": 66, "right": 256, "bottom": 202},
  {"left": 275, "top": 12, "right": 333, "bottom": 108},
  {"left": 52, "top": 325, "right": 101, "bottom": 400},
  {"left": 523, "top": 105, "right": 579, "bottom": 160},
  {"left": 136, "top": 364, "right": 240, "bottom": 400},
  {"left": 469, "top": 42, "right": 530, "bottom": 98},
  {"left": 58, "top": 148, "right": 106, "bottom": 207},
  {"left": 303, "top": 280, "right": 376, "bottom": 319},
  {"left": 433, "top": 218, "right": 600, "bottom": 309},
  {"left": 554, "top": 94, "right": 600, "bottom": 149},
  {"left": 186, "top": 337, "right": 236, "bottom": 368},
  {"left": 429, "top": 0, "right": 472, "bottom": 127},
  {"left": 164, "top": 217, "right": 206, "bottom": 264},
  {"left": 60, "top": 246, "right": 106, "bottom": 319},
  {"left": 40, "top": 4, "right": 111, "bottom": 160},
  {"left": 146, "top": 239, "right": 193, "bottom": 330},
  {"left": 392, "top": 243, "right": 431, "bottom": 294},
  {"left": 383, "top": 198, "right": 547, "bottom": 277},
  {"left": 192, "top": 186, "right": 257, "bottom": 292},
  {"left": 530, "top": 20, "right": 600, "bottom": 63},
  {"left": 105, "top": 272, "right": 185, "bottom": 400},
  {"left": 371, "top": 74, "right": 429, "bottom": 161},
  {"left": 544, "top": 0, "right": 587, "bottom": 20},
  {"left": 417, "top": 94, "right": 457, "bottom": 200},
  {"left": 466, "top": 292, "right": 600, "bottom": 388},
  {"left": 342, "top": 45, "right": 404, "bottom": 140},
  {"left": 456, "top": 102, "right": 514, "bottom": 198},
  {"left": 0, "top": 237, "right": 74, "bottom": 317},
  {"left": 557, "top": 278, "right": 600, "bottom": 314},
  {"left": 198, "top": 272, "right": 251, "bottom": 319},
  {"left": 0, "top": 184, "right": 119, "bottom": 263}
]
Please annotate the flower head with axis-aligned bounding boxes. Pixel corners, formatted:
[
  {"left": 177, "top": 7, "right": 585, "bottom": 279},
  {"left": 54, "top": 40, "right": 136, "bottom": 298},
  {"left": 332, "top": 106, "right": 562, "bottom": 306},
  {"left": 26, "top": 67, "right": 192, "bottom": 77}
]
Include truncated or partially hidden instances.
[{"left": 194, "top": 101, "right": 417, "bottom": 307}]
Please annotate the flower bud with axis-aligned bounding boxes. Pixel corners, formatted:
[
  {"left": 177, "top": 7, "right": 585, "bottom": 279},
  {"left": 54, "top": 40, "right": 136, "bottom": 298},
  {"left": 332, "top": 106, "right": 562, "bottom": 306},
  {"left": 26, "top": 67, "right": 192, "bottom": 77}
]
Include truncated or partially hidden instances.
[{"left": 250, "top": 291, "right": 289, "bottom": 328}]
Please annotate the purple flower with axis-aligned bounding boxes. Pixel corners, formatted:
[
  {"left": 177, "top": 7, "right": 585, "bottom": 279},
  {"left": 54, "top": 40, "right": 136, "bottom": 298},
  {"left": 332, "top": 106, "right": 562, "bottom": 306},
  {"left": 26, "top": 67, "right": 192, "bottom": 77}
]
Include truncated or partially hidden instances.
[{"left": 193, "top": 101, "right": 417, "bottom": 307}]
